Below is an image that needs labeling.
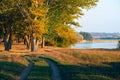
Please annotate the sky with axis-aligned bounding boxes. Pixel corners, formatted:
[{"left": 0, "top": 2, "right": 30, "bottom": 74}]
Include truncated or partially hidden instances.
[{"left": 75, "top": 0, "right": 120, "bottom": 33}]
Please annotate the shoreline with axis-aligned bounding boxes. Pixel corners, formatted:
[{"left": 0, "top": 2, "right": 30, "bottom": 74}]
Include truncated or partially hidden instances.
[
  {"left": 80, "top": 39, "right": 119, "bottom": 43},
  {"left": 93, "top": 39, "right": 119, "bottom": 42}
]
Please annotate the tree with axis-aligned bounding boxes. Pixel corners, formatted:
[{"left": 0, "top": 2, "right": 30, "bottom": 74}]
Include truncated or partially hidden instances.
[
  {"left": 1, "top": 0, "right": 49, "bottom": 51},
  {"left": 46, "top": 0, "right": 98, "bottom": 47},
  {"left": 0, "top": 0, "right": 98, "bottom": 51},
  {"left": 23, "top": 0, "right": 48, "bottom": 51},
  {"left": 79, "top": 32, "right": 93, "bottom": 41},
  {"left": 0, "top": 15, "right": 4, "bottom": 40},
  {"left": 0, "top": 3, "right": 26, "bottom": 51}
]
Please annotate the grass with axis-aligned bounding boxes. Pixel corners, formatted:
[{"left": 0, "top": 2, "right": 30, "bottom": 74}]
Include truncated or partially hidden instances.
[
  {"left": 0, "top": 54, "right": 28, "bottom": 80},
  {"left": 0, "top": 43, "right": 120, "bottom": 80},
  {"left": 43, "top": 49, "right": 120, "bottom": 80},
  {"left": 59, "top": 62, "right": 120, "bottom": 80},
  {"left": 27, "top": 56, "right": 51, "bottom": 80}
]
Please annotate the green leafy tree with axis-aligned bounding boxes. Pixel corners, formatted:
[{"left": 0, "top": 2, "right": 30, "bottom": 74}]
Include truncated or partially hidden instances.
[
  {"left": 46, "top": 0, "right": 98, "bottom": 47},
  {"left": 0, "top": 0, "right": 49, "bottom": 51},
  {"left": 0, "top": 0, "right": 98, "bottom": 51},
  {"left": 79, "top": 32, "right": 93, "bottom": 41}
]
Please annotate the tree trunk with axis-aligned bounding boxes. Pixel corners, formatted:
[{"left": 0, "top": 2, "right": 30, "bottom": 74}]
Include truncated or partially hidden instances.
[
  {"left": 30, "top": 32, "right": 39, "bottom": 52},
  {"left": 23, "top": 37, "right": 26, "bottom": 45},
  {"left": 9, "top": 27, "right": 12, "bottom": 49},
  {"left": 41, "top": 36, "right": 45, "bottom": 48},
  {"left": 31, "top": 37, "right": 36, "bottom": 52},
  {"left": 3, "top": 26, "right": 11, "bottom": 51},
  {"left": 35, "top": 38, "right": 39, "bottom": 51},
  {"left": 3, "top": 33, "right": 10, "bottom": 51},
  {"left": 25, "top": 35, "right": 31, "bottom": 50},
  {"left": 17, "top": 35, "right": 20, "bottom": 43},
  {"left": 31, "top": 32, "right": 36, "bottom": 52}
]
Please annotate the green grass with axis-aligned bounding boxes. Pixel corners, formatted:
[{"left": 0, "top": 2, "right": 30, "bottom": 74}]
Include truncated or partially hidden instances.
[
  {"left": 0, "top": 60, "right": 27, "bottom": 80},
  {"left": 27, "top": 57, "right": 51, "bottom": 80},
  {"left": 59, "top": 63, "right": 120, "bottom": 80},
  {"left": 0, "top": 54, "right": 28, "bottom": 80},
  {"left": 60, "top": 51, "right": 120, "bottom": 80},
  {"left": 43, "top": 49, "right": 120, "bottom": 80}
]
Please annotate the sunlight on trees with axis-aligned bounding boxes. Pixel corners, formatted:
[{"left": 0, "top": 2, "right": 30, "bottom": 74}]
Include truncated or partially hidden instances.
[{"left": 0, "top": 0, "right": 98, "bottom": 51}]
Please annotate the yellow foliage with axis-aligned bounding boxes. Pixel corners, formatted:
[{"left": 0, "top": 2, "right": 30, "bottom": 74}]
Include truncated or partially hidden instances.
[
  {"left": 27, "top": 0, "right": 49, "bottom": 38},
  {"left": 55, "top": 24, "right": 78, "bottom": 43},
  {"left": 32, "top": 0, "right": 44, "bottom": 7},
  {"left": 31, "top": 19, "right": 47, "bottom": 37},
  {"left": 30, "top": 7, "right": 48, "bottom": 17}
]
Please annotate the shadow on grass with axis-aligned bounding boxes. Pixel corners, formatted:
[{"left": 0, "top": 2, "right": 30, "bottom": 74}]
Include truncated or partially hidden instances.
[
  {"left": 0, "top": 60, "right": 26, "bottom": 80},
  {"left": 59, "top": 62, "right": 120, "bottom": 80},
  {"left": 99, "top": 49, "right": 120, "bottom": 51},
  {"left": 0, "top": 73, "right": 14, "bottom": 80},
  {"left": 27, "top": 65, "right": 50, "bottom": 80}
]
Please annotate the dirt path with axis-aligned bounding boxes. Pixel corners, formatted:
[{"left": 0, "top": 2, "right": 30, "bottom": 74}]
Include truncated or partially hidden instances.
[
  {"left": 44, "top": 58, "right": 62, "bottom": 80},
  {"left": 19, "top": 62, "right": 33, "bottom": 80},
  {"left": 19, "top": 58, "right": 61, "bottom": 80}
]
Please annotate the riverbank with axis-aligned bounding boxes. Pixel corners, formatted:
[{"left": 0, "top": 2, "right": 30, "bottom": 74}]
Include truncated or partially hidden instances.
[
  {"left": 93, "top": 39, "right": 119, "bottom": 42},
  {"left": 80, "top": 39, "right": 119, "bottom": 43}
]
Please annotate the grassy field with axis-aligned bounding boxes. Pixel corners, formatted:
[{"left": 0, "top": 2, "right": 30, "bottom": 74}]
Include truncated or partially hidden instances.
[
  {"left": 0, "top": 54, "right": 28, "bottom": 80},
  {"left": 43, "top": 48, "right": 120, "bottom": 80},
  {"left": 0, "top": 44, "right": 120, "bottom": 80}
]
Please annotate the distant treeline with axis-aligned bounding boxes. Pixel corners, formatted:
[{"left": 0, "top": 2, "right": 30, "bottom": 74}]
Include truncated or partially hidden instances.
[
  {"left": 79, "top": 32, "right": 120, "bottom": 40},
  {"left": 97, "top": 37, "right": 120, "bottom": 40},
  {"left": 90, "top": 32, "right": 120, "bottom": 39}
]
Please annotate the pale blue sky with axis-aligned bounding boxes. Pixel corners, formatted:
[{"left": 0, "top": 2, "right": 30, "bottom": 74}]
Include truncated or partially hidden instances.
[{"left": 76, "top": 0, "right": 120, "bottom": 33}]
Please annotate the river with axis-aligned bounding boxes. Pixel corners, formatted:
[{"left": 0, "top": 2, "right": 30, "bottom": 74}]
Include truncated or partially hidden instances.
[{"left": 71, "top": 41, "right": 118, "bottom": 49}]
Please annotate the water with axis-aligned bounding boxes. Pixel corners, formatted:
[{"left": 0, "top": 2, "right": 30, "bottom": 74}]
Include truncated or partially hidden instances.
[{"left": 71, "top": 42, "right": 118, "bottom": 49}]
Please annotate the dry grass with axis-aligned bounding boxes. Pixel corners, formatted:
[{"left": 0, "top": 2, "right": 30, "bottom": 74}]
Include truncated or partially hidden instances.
[
  {"left": 41, "top": 48, "right": 120, "bottom": 80},
  {"left": 0, "top": 43, "right": 120, "bottom": 80},
  {"left": 42, "top": 48, "right": 120, "bottom": 65},
  {"left": 0, "top": 43, "right": 120, "bottom": 65}
]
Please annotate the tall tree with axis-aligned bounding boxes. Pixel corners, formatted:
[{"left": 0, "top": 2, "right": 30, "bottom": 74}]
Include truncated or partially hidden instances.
[
  {"left": 46, "top": 0, "right": 98, "bottom": 47},
  {"left": 0, "top": 0, "right": 98, "bottom": 51},
  {"left": 1, "top": 0, "right": 49, "bottom": 51}
]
